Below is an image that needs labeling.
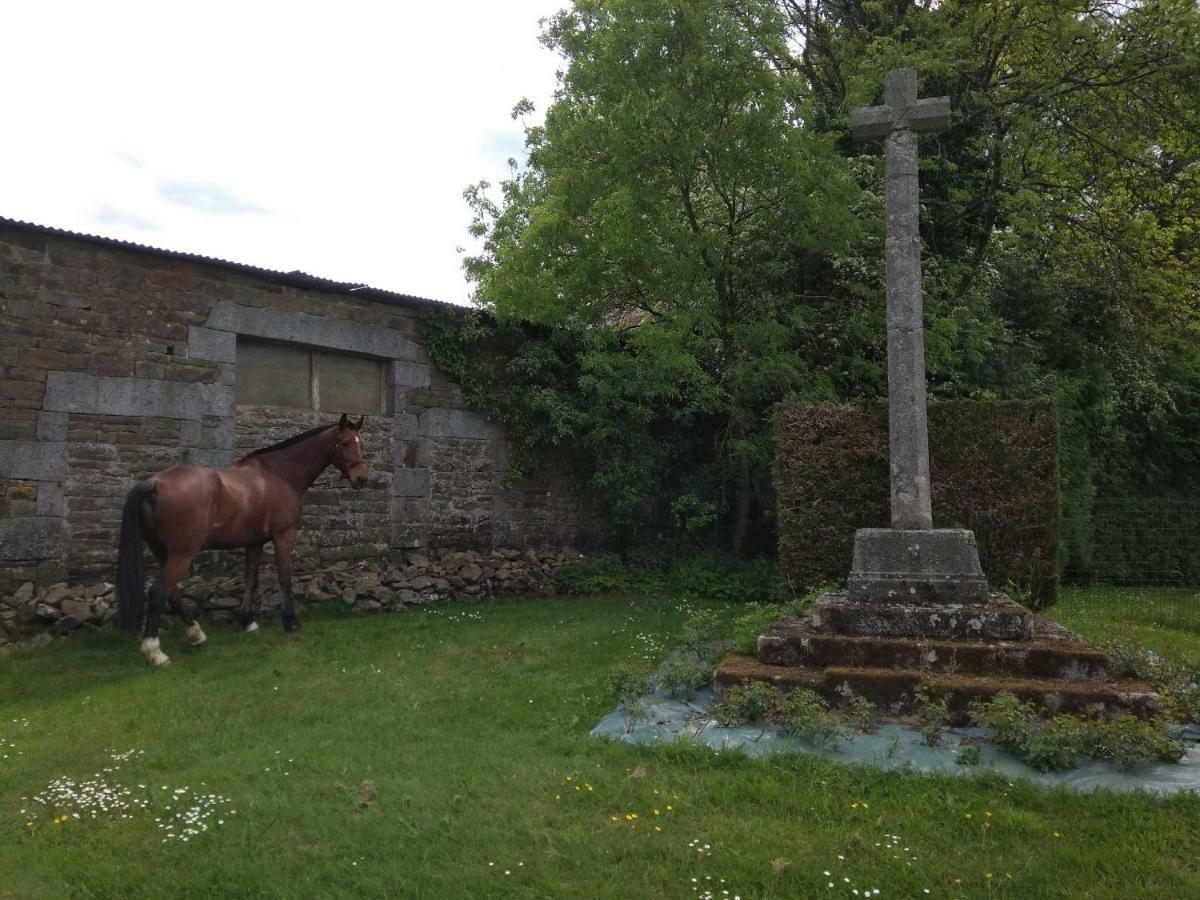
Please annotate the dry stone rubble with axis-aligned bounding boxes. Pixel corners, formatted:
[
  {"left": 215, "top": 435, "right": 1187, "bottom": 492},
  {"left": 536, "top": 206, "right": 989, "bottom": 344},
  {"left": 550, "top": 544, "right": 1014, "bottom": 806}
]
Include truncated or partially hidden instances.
[{"left": 0, "top": 548, "right": 582, "bottom": 649}]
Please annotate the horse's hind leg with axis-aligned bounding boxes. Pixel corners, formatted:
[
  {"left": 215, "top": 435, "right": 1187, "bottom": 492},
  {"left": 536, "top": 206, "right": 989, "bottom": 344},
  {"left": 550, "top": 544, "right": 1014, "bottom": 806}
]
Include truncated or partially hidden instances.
[
  {"left": 152, "top": 542, "right": 205, "bottom": 647},
  {"left": 141, "top": 552, "right": 194, "bottom": 666},
  {"left": 141, "top": 578, "right": 172, "bottom": 666},
  {"left": 239, "top": 544, "right": 263, "bottom": 633},
  {"left": 167, "top": 593, "right": 206, "bottom": 648}
]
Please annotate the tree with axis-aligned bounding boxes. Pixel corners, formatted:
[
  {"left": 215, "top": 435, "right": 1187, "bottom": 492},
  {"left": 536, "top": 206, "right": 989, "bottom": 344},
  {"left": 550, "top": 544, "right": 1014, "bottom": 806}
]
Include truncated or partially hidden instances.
[
  {"left": 463, "top": 0, "right": 860, "bottom": 552},
  {"left": 456, "top": 0, "right": 1200, "bottom": 570},
  {"left": 769, "top": 0, "right": 1200, "bottom": 570}
]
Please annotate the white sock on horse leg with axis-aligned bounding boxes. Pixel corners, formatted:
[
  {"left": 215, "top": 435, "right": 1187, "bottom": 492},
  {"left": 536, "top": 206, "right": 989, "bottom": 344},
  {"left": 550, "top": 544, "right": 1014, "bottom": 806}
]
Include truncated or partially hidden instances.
[
  {"left": 186, "top": 623, "right": 207, "bottom": 646},
  {"left": 141, "top": 637, "right": 171, "bottom": 666},
  {"left": 244, "top": 621, "right": 259, "bottom": 633}
]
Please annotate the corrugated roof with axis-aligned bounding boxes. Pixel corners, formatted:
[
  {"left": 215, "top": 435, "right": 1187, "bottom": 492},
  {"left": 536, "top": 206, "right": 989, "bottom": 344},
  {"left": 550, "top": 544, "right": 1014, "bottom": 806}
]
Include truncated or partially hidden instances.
[{"left": 0, "top": 214, "right": 465, "bottom": 313}]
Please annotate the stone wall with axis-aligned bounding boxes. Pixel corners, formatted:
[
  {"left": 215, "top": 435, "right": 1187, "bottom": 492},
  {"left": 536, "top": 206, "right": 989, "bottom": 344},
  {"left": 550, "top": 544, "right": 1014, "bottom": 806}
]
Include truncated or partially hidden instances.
[
  {"left": 0, "top": 548, "right": 583, "bottom": 649},
  {"left": 0, "top": 220, "right": 590, "bottom": 593},
  {"left": 229, "top": 405, "right": 394, "bottom": 568}
]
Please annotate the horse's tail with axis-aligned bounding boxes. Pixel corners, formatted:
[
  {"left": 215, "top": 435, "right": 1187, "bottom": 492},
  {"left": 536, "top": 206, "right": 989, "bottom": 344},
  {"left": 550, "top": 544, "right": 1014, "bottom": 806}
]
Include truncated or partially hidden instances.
[{"left": 116, "top": 480, "right": 155, "bottom": 634}]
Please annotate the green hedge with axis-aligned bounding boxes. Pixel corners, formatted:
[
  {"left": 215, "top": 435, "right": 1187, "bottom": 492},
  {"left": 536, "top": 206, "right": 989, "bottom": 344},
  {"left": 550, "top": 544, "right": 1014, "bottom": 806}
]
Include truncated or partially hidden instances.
[{"left": 777, "top": 401, "right": 1061, "bottom": 608}]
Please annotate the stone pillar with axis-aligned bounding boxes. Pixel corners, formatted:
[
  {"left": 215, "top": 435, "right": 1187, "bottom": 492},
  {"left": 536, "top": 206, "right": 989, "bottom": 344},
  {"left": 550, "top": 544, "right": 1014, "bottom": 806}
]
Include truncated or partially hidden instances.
[{"left": 883, "top": 69, "right": 933, "bottom": 531}]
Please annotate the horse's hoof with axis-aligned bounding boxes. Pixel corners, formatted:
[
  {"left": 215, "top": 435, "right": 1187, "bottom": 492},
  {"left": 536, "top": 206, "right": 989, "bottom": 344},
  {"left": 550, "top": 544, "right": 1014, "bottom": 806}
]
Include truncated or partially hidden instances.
[
  {"left": 140, "top": 637, "right": 171, "bottom": 667},
  {"left": 186, "top": 623, "right": 207, "bottom": 647},
  {"left": 243, "top": 621, "right": 259, "bottom": 633},
  {"left": 282, "top": 617, "right": 301, "bottom": 632}
]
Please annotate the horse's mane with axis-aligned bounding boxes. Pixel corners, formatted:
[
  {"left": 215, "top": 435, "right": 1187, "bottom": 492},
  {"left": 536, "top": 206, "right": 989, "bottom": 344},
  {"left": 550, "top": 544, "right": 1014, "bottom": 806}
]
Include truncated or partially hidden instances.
[{"left": 240, "top": 423, "right": 335, "bottom": 461}]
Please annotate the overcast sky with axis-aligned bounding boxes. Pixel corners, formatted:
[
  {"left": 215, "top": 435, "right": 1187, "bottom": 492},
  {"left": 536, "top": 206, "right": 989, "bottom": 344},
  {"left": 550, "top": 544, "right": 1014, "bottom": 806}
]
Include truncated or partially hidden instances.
[{"left": 0, "top": 1, "right": 563, "bottom": 304}]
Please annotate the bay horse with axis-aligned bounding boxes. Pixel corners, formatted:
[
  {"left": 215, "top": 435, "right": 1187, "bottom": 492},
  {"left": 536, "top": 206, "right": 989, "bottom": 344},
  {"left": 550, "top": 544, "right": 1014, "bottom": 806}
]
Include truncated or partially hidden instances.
[{"left": 115, "top": 414, "right": 368, "bottom": 666}]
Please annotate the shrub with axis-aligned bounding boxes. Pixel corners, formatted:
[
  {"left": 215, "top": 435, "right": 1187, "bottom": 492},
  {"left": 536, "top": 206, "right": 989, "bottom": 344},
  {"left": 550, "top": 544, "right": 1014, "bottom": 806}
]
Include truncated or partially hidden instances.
[
  {"left": 1103, "top": 640, "right": 1200, "bottom": 724},
  {"left": 729, "top": 589, "right": 824, "bottom": 654},
  {"left": 679, "top": 609, "right": 723, "bottom": 654},
  {"left": 970, "top": 693, "right": 1185, "bottom": 772},
  {"left": 556, "top": 551, "right": 785, "bottom": 603},
  {"left": 557, "top": 554, "right": 636, "bottom": 595},
  {"left": 1075, "top": 715, "right": 1187, "bottom": 772},
  {"left": 775, "top": 689, "right": 846, "bottom": 751},
  {"left": 969, "top": 694, "right": 1080, "bottom": 771},
  {"left": 712, "top": 682, "right": 777, "bottom": 726}
]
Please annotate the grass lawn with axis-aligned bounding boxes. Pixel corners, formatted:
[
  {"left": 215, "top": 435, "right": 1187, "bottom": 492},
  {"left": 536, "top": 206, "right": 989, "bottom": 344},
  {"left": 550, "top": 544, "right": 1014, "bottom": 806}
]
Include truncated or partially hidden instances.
[
  {"left": 1, "top": 589, "right": 1197, "bottom": 899},
  {"left": 1051, "top": 585, "right": 1200, "bottom": 658}
]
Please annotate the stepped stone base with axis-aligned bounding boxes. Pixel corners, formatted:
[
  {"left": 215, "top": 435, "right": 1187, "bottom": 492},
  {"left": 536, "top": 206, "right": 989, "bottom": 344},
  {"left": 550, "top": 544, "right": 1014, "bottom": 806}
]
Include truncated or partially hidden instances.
[
  {"left": 714, "top": 588, "right": 1159, "bottom": 723},
  {"left": 713, "top": 653, "right": 1159, "bottom": 724},
  {"left": 811, "top": 591, "right": 1032, "bottom": 641},
  {"left": 759, "top": 615, "right": 1109, "bottom": 681}
]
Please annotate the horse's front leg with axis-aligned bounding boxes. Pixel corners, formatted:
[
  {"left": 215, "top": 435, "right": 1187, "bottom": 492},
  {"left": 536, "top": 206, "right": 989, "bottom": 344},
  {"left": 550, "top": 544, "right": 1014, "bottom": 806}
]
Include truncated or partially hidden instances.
[
  {"left": 273, "top": 529, "right": 301, "bottom": 632},
  {"left": 239, "top": 543, "right": 263, "bottom": 633}
]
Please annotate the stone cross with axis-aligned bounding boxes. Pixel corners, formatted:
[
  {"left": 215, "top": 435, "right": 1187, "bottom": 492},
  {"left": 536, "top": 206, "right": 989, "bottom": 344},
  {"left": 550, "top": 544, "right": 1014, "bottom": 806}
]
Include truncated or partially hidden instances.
[{"left": 850, "top": 68, "right": 950, "bottom": 531}]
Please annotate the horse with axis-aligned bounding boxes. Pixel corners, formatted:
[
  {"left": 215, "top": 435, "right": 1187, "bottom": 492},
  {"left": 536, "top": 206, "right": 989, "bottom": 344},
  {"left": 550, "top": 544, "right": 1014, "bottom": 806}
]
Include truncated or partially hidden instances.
[{"left": 115, "top": 414, "right": 369, "bottom": 666}]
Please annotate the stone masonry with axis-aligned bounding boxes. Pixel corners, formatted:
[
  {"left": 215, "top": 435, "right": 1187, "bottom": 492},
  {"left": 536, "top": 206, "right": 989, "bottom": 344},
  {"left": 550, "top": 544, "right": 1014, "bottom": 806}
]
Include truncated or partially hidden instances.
[
  {"left": 0, "top": 217, "right": 591, "bottom": 593},
  {"left": 714, "top": 70, "right": 1157, "bottom": 722}
]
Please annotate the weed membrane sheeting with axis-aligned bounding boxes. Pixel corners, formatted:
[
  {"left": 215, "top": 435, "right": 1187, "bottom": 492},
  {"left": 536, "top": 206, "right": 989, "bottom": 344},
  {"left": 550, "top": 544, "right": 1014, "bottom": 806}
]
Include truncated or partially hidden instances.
[{"left": 591, "top": 689, "right": 1200, "bottom": 795}]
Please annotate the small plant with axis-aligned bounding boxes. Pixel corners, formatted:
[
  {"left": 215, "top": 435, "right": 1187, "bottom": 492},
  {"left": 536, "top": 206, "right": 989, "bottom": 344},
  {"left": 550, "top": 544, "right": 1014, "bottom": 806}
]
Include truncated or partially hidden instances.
[
  {"left": 846, "top": 695, "right": 878, "bottom": 733},
  {"left": 1003, "top": 578, "right": 1035, "bottom": 610},
  {"left": 679, "top": 609, "right": 722, "bottom": 654},
  {"left": 606, "top": 665, "right": 653, "bottom": 732},
  {"left": 775, "top": 689, "right": 846, "bottom": 751},
  {"left": 914, "top": 688, "right": 950, "bottom": 747},
  {"left": 712, "top": 681, "right": 777, "bottom": 727},
  {"left": 657, "top": 652, "right": 713, "bottom": 699},
  {"left": 557, "top": 554, "right": 636, "bottom": 595},
  {"left": 956, "top": 741, "right": 982, "bottom": 766}
]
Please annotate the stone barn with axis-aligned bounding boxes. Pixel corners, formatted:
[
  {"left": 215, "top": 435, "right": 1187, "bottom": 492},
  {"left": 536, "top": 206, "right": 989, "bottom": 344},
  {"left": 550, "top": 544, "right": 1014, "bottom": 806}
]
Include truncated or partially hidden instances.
[{"left": 0, "top": 216, "right": 588, "bottom": 595}]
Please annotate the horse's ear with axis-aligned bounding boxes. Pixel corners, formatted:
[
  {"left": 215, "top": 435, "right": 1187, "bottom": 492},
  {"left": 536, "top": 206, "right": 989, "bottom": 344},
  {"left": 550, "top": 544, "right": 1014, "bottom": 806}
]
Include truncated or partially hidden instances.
[
  {"left": 354, "top": 416, "right": 365, "bottom": 431},
  {"left": 338, "top": 413, "right": 349, "bottom": 430}
]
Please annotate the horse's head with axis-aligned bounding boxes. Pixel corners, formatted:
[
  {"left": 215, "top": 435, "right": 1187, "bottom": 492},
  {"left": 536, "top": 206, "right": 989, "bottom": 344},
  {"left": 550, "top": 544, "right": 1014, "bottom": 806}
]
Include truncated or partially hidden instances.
[{"left": 331, "top": 414, "right": 369, "bottom": 489}]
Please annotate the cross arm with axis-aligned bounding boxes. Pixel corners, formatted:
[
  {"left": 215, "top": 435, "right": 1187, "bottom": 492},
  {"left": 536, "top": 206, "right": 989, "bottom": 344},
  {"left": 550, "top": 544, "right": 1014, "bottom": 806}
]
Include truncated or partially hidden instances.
[
  {"left": 850, "top": 96, "right": 951, "bottom": 141},
  {"left": 850, "top": 105, "right": 894, "bottom": 140},
  {"left": 907, "top": 96, "right": 951, "bottom": 133}
]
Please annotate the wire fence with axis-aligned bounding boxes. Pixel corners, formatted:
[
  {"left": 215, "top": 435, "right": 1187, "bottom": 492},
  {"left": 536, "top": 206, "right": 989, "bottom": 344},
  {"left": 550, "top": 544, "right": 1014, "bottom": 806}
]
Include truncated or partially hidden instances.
[{"left": 1062, "top": 498, "right": 1200, "bottom": 633}]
